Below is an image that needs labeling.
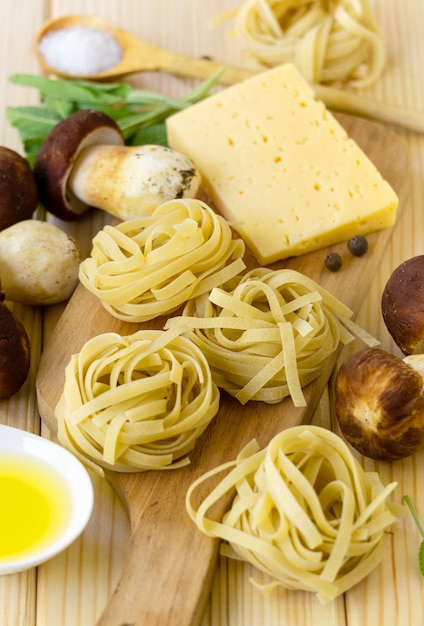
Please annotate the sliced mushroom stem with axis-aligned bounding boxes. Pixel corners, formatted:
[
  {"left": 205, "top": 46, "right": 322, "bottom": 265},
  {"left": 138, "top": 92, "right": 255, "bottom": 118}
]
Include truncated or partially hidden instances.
[{"left": 68, "top": 144, "right": 201, "bottom": 220}]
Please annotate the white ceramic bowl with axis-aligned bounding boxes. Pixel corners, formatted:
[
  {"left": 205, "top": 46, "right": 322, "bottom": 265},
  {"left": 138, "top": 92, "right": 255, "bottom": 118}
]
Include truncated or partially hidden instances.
[{"left": 0, "top": 424, "right": 93, "bottom": 575}]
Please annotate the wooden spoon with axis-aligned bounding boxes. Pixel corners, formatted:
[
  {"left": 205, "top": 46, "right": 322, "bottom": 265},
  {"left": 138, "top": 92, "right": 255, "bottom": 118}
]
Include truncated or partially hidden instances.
[
  {"left": 34, "top": 14, "right": 255, "bottom": 85},
  {"left": 34, "top": 14, "right": 424, "bottom": 134}
]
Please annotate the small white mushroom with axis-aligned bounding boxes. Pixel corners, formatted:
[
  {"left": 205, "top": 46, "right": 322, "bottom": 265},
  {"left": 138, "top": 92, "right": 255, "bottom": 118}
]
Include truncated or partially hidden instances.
[
  {"left": 0, "top": 220, "right": 81, "bottom": 305},
  {"left": 33, "top": 109, "right": 201, "bottom": 221}
]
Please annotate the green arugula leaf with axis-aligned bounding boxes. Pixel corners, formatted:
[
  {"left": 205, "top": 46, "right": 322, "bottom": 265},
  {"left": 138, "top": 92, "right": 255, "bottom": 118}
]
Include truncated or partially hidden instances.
[
  {"left": 9, "top": 73, "right": 130, "bottom": 105},
  {"left": 180, "top": 67, "right": 226, "bottom": 106},
  {"left": 420, "top": 542, "right": 424, "bottom": 577},
  {"left": 41, "top": 96, "right": 77, "bottom": 119},
  {"left": 129, "top": 123, "right": 168, "bottom": 147},
  {"left": 125, "top": 89, "right": 189, "bottom": 109},
  {"left": 7, "top": 70, "right": 223, "bottom": 162},
  {"left": 5, "top": 106, "right": 60, "bottom": 140},
  {"left": 6, "top": 105, "right": 61, "bottom": 125},
  {"left": 404, "top": 495, "right": 424, "bottom": 576},
  {"left": 117, "top": 104, "right": 172, "bottom": 135}
]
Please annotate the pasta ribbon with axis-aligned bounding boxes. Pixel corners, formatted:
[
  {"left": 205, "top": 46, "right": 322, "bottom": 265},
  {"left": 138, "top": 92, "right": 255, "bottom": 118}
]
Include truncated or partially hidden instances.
[
  {"left": 214, "top": 0, "right": 385, "bottom": 87},
  {"left": 165, "top": 268, "right": 378, "bottom": 406},
  {"left": 186, "top": 425, "right": 402, "bottom": 603},
  {"left": 54, "top": 328, "right": 220, "bottom": 475},
  {"left": 79, "top": 198, "right": 246, "bottom": 323}
]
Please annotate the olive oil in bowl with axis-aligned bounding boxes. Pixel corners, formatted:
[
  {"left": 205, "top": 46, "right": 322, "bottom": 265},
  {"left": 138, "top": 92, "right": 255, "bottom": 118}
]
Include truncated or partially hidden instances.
[
  {"left": 0, "top": 425, "right": 93, "bottom": 575},
  {"left": 0, "top": 453, "right": 73, "bottom": 560}
]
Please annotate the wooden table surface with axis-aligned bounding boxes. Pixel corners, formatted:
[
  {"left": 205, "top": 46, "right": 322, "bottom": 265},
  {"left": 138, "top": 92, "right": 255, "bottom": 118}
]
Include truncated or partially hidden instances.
[{"left": 1, "top": 1, "right": 424, "bottom": 625}]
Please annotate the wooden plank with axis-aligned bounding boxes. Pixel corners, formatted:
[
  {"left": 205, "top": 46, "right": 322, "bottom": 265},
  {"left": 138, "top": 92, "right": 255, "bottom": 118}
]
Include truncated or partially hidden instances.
[
  {"left": 0, "top": 1, "right": 422, "bottom": 625},
  {"left": 36, "top": 113, "right": 408, "bottom": 625},
  {"left": 0, "top": 3, "right": 48, "bottom": 626}
]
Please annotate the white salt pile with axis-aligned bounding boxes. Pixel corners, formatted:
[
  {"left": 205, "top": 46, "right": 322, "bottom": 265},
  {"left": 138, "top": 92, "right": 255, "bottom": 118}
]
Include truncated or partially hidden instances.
[{"left": 38, "top": 25, "right": 122, "bottom": 75}]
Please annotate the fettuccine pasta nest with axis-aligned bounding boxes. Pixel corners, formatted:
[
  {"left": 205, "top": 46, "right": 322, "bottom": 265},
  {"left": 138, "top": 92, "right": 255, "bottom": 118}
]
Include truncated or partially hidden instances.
[
  {"left": 54, "top": 328, "right": 220, "bottom": 474},
  {"left": 214, "top": 0, "right": 385, "bottom": 87},
  {"left": 165, "top": 267, "right": 378, "bottom": 406},
  {"left": 186, "top": 425, "right": 402, "bottom": 604},
  {"left": 79, "top": 198, "right": 246, "bottom": 323}
]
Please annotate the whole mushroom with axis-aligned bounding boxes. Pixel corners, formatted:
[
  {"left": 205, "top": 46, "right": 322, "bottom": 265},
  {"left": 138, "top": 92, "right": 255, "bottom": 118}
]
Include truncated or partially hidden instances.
[
  {"left": 334, "top": 346, "right": 424, "bottom": 461},
  {"left": 33, "top": 109, "right": 201, "bottom": 221},
  {"left": 381, "top": 255, "right": 424, "bottom": 355},
  {"left": 0, "top": 282, "right": 31, "bottom": 400},
  {"left": 0, "top": 220, "right": 81, "bottom": 305},
  {"left": 0, "top": 146, "right": 38, "bottom": 230}
]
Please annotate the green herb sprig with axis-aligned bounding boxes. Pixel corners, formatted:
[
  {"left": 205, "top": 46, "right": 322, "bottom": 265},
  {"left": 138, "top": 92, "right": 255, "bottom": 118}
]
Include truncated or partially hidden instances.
[
  {"left": 403, "top": 495, "right": 424, "bottom": 576},
  {"left": 6, "top": 69, "right": 224, "bottom": 165}
]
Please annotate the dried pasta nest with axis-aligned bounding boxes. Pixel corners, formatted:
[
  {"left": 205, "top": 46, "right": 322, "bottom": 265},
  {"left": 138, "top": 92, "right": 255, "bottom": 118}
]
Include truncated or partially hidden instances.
[
  {"left": 54, "top": 328, "right": 220, "bottom": 474},
  {"left": 79, "top": 198, "right": 246, "bottom": 323},
  {"left": 186, "top": 425, "right": 402, "bottom": 604},
  {"left": 217, "top": 0, "right": 385, "bottom": 87},
  {"left": 166, "top": 267, "right": 378, "bottom": 405}
]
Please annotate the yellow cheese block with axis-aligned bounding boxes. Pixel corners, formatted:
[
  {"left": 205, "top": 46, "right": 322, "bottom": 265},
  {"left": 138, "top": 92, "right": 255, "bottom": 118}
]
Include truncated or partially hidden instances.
[{"left": 166, "top": 63, "right": 398, "bottom": 265}]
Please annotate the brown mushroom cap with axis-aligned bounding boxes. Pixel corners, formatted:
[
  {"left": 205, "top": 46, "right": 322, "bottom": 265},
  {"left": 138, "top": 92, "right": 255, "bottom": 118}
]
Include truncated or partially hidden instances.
[
  {"left": 381, "top": 255, "right": 424, "bottom": 355},
  {"left": 33, "top": 109, "right": 124, "bottom": 221},
  {"left": 0, "top": 284, "right": 31, "bottom": 400},
  {"left": 0, "top": 147, "right": 38, "bottom": 231},
  {"left": 334, "top": 347, "right": 424, "bottom": 461}
]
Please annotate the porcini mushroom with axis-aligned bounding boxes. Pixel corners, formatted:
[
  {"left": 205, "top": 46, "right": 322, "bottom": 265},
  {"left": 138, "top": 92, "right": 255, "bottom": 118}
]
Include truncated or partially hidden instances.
[
  {"left": 381, "top": 255, "right": 424, "bottom": 355},
  {"left": 334, "top": 347, "right": 424, "bottom": 461},
  {"left": 33, "top": 109, "right": 201, "bottom": 221},
  {"left": 0, "top": 146, "right": 38, "bottom": 230},
  {"left": 0, "top": 282, "right": 31, "bottom": 400}
]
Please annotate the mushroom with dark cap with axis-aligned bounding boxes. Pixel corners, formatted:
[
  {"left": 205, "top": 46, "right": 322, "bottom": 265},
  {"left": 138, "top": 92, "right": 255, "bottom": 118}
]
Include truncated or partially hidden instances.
[
  {"left": 0, "top": 281, "right": 31, "bottom": 400},
  {"left": 381, "top": 255, "right": 424, "bottom": 355},
  {"left": 334, "top": 346, "right": 424, "bottom": 461},
  {"left": 0, "top": 146, "right": 39, "bottom": 230},
  {"left": 33, "top": 109, "right": 201, "bottom": 221}
]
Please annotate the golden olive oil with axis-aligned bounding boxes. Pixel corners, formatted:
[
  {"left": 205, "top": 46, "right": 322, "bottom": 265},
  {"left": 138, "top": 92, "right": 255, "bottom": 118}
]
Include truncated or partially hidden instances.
[{"left": 0, "top": 453, "right": 73, "bottom": 560}]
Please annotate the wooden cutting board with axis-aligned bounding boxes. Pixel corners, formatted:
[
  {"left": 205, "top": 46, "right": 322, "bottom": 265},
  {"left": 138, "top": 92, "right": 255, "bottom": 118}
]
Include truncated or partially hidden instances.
[{"left": 36, "top": 113, "right": 408, "bottom": 626}]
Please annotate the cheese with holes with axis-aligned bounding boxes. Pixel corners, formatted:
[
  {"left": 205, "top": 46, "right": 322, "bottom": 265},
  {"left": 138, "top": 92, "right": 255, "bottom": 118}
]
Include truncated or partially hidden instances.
[{"left": 166, "top": 63, "right": 398, "bottom": 265}]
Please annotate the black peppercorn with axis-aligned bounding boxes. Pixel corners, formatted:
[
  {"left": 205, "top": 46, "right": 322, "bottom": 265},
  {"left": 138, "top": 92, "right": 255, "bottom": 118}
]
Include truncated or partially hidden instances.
[
  {"left": 347, "top": 235, "right": 368, "bottom": 257},
  {"left": 325, "top": 252, "right": 343, "bottom": 272}
]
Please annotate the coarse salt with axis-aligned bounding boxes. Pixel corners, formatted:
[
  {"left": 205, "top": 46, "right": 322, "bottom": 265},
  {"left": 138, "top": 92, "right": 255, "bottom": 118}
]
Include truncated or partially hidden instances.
[{"left": 38, "top": 25, "right": 122, "bottom": 75}]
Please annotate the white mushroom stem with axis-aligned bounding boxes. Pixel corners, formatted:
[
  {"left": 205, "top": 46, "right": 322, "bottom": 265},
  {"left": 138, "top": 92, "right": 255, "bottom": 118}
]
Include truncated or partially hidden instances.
[
  {"left": 68, "top": 144, "right": 201, "bottom": 220},
  {"left": 403, "top": 354, "right": 424, "bottom": 383}
]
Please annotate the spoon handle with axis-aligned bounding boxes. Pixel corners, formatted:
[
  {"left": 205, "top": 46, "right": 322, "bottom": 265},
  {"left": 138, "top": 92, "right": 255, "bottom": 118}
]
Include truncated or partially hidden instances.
[
  {"left": 151, "top": 45, "right": 424, "bottom": 135},
  {"left": 156, "top": 47, "right": 256, "bottom": 85},
  {"left": 313, "top": 83, "right": 424, "bottom": 136},
  {"left": 36, "top": 14, "right": 422, "bottom": 135}
]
